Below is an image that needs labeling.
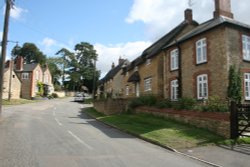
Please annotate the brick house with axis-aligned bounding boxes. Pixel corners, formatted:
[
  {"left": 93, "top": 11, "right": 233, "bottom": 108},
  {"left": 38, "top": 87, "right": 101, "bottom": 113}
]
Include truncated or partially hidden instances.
[
  {"left": 163, "top": 0, "right": 250, "bottom": 102},
  {"left": 122, "top": 9, "right": 198, "bottom": 98},
  {"left": 14, "top": 56, "right": 54, "bottom": 99},
  {"left": 98, "top": 58, "right": 129, "bottom": 98},
  {"left": 2, "top": 60, "right": 21, "bottom": 99}
]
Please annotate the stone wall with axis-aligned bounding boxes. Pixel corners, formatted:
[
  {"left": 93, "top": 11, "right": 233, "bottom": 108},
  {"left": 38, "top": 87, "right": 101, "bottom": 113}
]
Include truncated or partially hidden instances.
[
  {"left": 135, "top": 106, "right": 230, "bottom": 138},
  {"left": 94, "top": 99, "right": 128, "bottom": 115}
]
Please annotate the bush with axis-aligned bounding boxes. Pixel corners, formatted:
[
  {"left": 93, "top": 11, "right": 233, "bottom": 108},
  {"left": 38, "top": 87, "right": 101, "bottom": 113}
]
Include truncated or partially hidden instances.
[
  {"left": 51, "top": 93, "right": 59, "bottom": 98},
  {"left": 128, "top": 95, "right": 157, "bottom": 110},
  {"left": 172, "top": 97, "right": 196, "bottom": 110},
  {"left": 201, "top": 96, "right": 228, "bottom": 112},
  {"left": 156, "top": 99, "right": 172, "bottom": 109}
]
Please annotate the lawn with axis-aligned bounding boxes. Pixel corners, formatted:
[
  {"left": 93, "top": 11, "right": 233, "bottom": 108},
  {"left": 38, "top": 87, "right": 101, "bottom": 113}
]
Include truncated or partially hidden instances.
[
  {"left": 83, "top": 108, "right": 227, "bottom": 149},
  {"left": 2, "top": 99, "right": 36, "bottom": 105}
]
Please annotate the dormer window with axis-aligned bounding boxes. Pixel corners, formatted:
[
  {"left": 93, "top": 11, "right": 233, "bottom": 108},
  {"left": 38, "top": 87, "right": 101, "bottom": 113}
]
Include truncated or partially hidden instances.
[
  {"left": 134, "top": 66, "right": 138, "bottom": 72},
  {"left": 146, "top": 59, "right": 151, "bottom": 65}
]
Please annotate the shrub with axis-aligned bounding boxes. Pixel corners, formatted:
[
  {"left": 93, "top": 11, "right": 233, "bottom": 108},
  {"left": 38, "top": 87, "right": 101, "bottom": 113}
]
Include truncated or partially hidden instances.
[
  {"left": 172, "top": 97, "right": 196, "bottom": 110},
  {"left": 201, "top": 96, "right": 228, "bottom": 112},
  {"left": 156, "top": 99, "right": 172, "bottom": 109},
  {"left": 51, "top": 93, "right": 59, "bottom": 98},
  {"left": 127, "top": 95, "right": 157, "bottom": 110}
]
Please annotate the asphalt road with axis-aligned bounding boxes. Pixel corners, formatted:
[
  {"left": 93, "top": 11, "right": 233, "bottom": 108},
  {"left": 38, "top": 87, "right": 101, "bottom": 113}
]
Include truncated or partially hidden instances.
[{"left": 0, "top": 98, "right": 211, "bottom": 167}]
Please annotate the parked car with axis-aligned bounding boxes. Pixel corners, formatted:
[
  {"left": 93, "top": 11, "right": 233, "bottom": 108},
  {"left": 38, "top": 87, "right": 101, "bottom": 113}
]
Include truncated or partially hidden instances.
[{"left": 74, "top": 94, "right": 84, "bottom": 102}]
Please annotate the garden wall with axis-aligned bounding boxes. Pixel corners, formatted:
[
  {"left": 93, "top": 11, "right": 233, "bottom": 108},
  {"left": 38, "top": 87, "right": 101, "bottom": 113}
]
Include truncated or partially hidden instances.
[
  {"left": 94, "top": 99, "right": 128, "bottom": 115},
  {"left": 135, "top": 106, "right": 230, "bottom": 138}
]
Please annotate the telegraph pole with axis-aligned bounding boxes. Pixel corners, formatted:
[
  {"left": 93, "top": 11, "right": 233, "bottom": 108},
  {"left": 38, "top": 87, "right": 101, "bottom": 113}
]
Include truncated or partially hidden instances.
[{"left": 0, "top": 0, "right": 14, "bottom": 113}]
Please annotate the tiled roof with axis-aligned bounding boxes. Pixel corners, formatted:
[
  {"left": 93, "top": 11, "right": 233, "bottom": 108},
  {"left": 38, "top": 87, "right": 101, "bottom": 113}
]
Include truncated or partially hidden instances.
[
  {"left": 127, "top": 71, "right": 140, "bottom": 83},
  {"left": 164, "top": 16, "right": 250, "bottom": 49},
  {"left": 101, "top": 60, "right": 127, "bottom": 82},
  {"left": 23, "top": 64, "right": 38, "bottom": 72}
]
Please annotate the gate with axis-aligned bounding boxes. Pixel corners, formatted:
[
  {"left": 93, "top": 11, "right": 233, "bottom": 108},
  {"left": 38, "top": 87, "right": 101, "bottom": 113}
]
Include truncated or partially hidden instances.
[{"left": 230, "top": 101, "right": 250, "bottom": 139}]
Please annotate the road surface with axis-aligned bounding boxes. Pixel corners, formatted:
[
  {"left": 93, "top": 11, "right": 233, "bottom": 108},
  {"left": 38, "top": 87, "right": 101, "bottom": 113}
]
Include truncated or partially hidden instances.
[{"left": 0, "top": 97, "right": 211, "bottom": 167}]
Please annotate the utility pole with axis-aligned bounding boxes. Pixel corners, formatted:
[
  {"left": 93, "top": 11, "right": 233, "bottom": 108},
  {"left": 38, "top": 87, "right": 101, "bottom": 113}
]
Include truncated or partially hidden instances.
[{"left": 0, "top": 0, "right": 14, "bottom": 113}]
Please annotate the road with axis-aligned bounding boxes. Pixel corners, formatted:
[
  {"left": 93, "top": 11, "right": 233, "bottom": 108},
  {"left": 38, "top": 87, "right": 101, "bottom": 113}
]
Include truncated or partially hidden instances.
[{"left": 0, "top": 98, "right": 210, "bottom": 167}]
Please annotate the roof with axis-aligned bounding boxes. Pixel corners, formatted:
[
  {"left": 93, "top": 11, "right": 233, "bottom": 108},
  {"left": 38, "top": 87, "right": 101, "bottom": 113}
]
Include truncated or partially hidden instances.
[
  {"left": 23, "top": 64, "right": 38, "bottom": 72},
  {"left": 164, "top": 16, "right": 250, "bottom": 49},
  {"left": 127, "top": 71, "right": 140, "bottom": 83},
  {"left": 143, "top": 20, "right": 198, "bottom": 59},
  {"left": 125, "top": 19, "right": 198, "bottom": 72},
  {"left": 101, "top": 60, "right": 127, "bottom": 82}
]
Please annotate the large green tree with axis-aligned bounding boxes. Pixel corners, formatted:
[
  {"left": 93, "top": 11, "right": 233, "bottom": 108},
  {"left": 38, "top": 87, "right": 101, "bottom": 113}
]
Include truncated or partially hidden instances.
[
  {"left": 18, "top": 43, "right": 47, "bottom": 65},
  {"left": 56, "top": 42, "right": 100, "bottom": 93}
]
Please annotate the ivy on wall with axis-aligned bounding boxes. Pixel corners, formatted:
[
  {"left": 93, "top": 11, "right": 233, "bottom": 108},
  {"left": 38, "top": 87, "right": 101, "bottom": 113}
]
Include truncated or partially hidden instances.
[{"left": 227, "top": 65, "right": 242, "bottom": 103}]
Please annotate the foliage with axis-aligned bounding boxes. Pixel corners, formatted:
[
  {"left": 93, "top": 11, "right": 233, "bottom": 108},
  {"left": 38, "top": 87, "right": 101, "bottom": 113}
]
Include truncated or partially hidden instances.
[
  {"left": 201, "top": 96, "right": 228, "bottom": 112},
  {"left": 156, "top": 99, "right": 172, "bottom": 109},
  {"left": 128, "top": 95, "right": 157, "bottom": 110},
  {"left": 36, "top": 81, "right": 44, "bottom": 96},
  {"left": 51, "top": 93, "right": 59, "bottom": 98},
  {"left": 16, "top": 43, "right": 47, "bottom": 66},
  {"left": 227, "top": 65, "right": 242, "bottom": 103},
  {"left": 46, "top": 57, "right": 62, "bottom": 86},
  {"left": 56, "top": 42, "right": 100, "bottom": 92},
  {"left": 172, "top": 97, "right": 196, "bottom": 110}
]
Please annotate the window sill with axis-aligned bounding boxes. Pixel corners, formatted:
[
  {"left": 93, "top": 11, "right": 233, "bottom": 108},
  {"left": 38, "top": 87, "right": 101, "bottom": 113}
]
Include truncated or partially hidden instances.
[
  {"left": 170, "top": 68, "right": 179, "bottom": 72},
  {"left": 243, "top": 59, "right": 250, "bottom": 63},
  {"left": 196, "top": 62, "right": 207, "bottom": 66}
]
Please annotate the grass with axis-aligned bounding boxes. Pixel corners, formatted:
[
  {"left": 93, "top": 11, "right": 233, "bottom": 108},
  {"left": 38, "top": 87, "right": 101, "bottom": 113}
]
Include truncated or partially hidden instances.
[
  {"left": 83, "top": 108, "right": 228, "bottom": 149},
  {"left": 2, "top": 99, "right": 36, "bottom": 105}
]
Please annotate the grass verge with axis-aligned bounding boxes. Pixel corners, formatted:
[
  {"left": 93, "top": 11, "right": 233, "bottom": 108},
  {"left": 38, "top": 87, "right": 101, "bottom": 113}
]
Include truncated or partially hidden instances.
[
  {"left": 83, "top": 107, "right": 231, "bottom": 149},
  {"left": 2, "top": 99, "right": 36, "bottom": 105}
]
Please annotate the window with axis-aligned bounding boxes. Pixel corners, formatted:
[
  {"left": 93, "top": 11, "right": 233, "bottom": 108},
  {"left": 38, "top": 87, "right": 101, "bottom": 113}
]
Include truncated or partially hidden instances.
[
  {"left": 170, "top": 49, "right": 179, "bottom": 70},
  {"left": 196, "top": 38, "right": 207, "bottom": 64},
  {"left": 146, "top": 59, "right": 151, "bottom": 65},
  {"left": 22, "top": 73, "right": 29, "bottom": 79},
  {"left": 36, "top": 70, "right": 39, "bottom": 80},
  {"left": 134, "top": 66, "right": 138, "bottom": 72},
  {"left": 242, "top": 35, "right": 250, "bottom": 61},
  {"left": 197, "top": 74, "right": 208, "bottom": 99},
  {"left": 244, "top": 73, "right": 250, "bottom": 100},
  {"left": 44, "top": 74, "right": 48, "bottom": 84},
  {"left": 126, "top": 85, "right": 129, "bottom": 96},
  {"left": 170, "top": 79, "right": 178, "bottom": 100},
  {"left": 144, "top": 77, "right": 152, "bottom": 92}
]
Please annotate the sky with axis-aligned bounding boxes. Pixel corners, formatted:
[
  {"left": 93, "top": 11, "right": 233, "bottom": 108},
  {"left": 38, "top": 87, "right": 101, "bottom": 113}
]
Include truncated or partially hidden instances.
[{"left": 1, "top": 0, "right": 250, "bottom": 78}]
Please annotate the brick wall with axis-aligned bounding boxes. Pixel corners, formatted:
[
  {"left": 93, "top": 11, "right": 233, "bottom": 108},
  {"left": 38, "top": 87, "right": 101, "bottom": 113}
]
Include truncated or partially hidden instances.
[
  {"left": 94, "top": 98, "right": 128, "bottom": 115},
  {"left": 135, "top": 106, "right": 230, "bottom": 138}
]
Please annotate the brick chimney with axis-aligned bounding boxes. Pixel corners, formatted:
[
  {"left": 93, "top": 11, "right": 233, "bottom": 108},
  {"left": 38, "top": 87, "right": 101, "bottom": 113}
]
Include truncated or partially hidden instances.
[
  {"left": 16, "top": 56, "right": 24, "bottom": 71},
  {"left": 184, "top": 9, "right": 193, "bottom": 23},
  {"left": 213, "top": 0, "right": 234, "bottom": 19},
  {"left": 118, "top": 57, "right": 125, "bottom": 65},
  {"left": 111, "top": 62, "right": 115, "bottom": 69}
]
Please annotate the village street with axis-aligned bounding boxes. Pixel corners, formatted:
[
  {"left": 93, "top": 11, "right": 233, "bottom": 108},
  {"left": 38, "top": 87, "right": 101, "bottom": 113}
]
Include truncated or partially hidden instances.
[{"left": 0, "top": 98, "right": 212, "bottom": 167}]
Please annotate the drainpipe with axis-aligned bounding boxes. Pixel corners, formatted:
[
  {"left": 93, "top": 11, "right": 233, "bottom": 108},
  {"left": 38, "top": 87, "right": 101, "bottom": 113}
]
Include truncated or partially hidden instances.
[{"left": 176, "top": 41, "right": 182, "bottom": 99}]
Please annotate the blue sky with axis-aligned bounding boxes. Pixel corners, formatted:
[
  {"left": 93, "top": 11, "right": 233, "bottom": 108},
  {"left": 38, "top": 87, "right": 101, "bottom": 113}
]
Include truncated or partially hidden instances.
[{"left": 1, "top": 0, "right": 250, "bottom": 77}]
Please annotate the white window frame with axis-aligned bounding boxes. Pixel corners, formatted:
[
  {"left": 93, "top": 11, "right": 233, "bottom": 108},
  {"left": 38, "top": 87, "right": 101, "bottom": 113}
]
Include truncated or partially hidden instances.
[
  {"left": 196, "top": 38, "right": 207, "bottom": 64},
  {"left": 144, "top": 77, "right": 152, "bottom": 92},
  {"left": 170, "top": 79, "right": 178, "bottom": 100},
  {"left": 170, "top": 49, "right": 179, "bottom": 70},
  {"left": 125, "top": 85, "right": 129, "bottom": 96},
  {"left": 134, "top": 66, "right": 138, "bottom": 72},
  {"left": 244, "top": 73, "right": 250, "bottom": 100},
  {"left": 22, "top": 73, "right": 29, "bottom": 79},
  {"left": 197, "top": 74, "right": 208, "bottom": 100},
  {"left": 35, "top": 70, "right": 39, "bottom": 80},
  {"left": 146, "top": 59, "right": 151, "bottom": 65},
  {"left": 242, "top": 35, "right": 250, "bottom": 61}
]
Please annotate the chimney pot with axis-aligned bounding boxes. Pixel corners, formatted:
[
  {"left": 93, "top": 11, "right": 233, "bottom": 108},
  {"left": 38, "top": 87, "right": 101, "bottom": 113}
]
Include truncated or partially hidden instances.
[{"left": 184, "top": 9, "right": 193, "bottom": 23}]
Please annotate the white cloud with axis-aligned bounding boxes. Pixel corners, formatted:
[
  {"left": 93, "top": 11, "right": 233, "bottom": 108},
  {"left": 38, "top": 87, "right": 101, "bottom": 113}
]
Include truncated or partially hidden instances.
[
  {"left": 10, "top": 6, "right": 28, "bottom": 20},
  {"left": 95, "top": 41, "right": 152, "bottom": 78},
  {"left": 126, "top": 0, "right": 250, "bottom": 41},
  {"left": 41, "top": 37, "right": 57, "bottom": 48}
]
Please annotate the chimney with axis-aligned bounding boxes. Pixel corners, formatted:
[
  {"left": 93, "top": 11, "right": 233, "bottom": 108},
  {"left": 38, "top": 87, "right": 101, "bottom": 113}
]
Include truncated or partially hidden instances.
[
  {"left": 184, "top": 9, "right": 193, "bottom": 23},
  {"left": 118, "top": 57, "right": 125, "bottom": 65},
  {"left": 111, "top": 62, "right": 115, "bottom": 69},
  {"left": 213, "top": 0, "right": 234, "bottom": 19},
  {"left": 16, "top": 56, "right": 24, "bottom": 71}
]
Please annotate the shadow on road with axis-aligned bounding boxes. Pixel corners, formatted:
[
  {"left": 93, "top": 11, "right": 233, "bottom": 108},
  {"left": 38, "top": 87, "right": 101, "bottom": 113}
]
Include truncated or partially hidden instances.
[{"left": 70, "top": 107, "right": 135, "bottom": 139}]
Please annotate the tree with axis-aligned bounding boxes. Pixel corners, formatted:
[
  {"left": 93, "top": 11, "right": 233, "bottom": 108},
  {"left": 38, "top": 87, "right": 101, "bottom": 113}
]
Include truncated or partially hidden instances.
[
  {"left": 46, "top": 57, "right": 62, "bottom": 87},
  {"left": 18, "top": 43, "right": 47, "bottom": 65},
  {"left": 227, "top": 65, "right": 242, "bottom": 103}
]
